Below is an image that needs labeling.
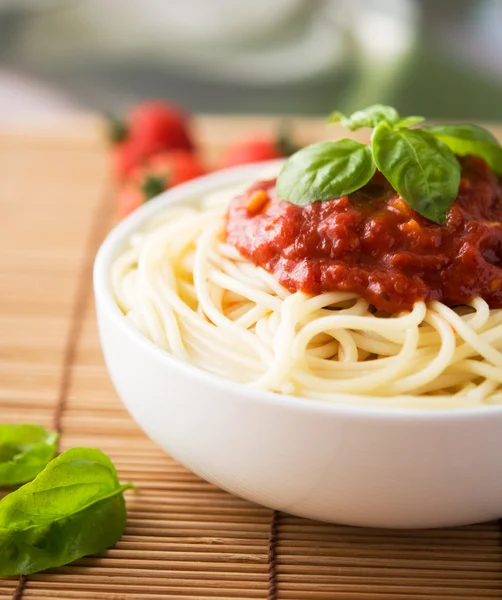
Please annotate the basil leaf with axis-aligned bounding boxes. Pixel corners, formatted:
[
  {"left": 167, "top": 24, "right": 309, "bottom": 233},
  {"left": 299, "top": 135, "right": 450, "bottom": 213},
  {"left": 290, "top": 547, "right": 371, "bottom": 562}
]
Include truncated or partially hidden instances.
[
  {"left": 328, "top": 105, "right": 401, "bottom": 130},
  {"left": 276, "top": 140, "right": 375, "bottom": 206},
  {"left": 395, "top": 116, "right": 425, "bottom": 128},
  {"left": 372, "top": 124, "right": 460, "bottom": 224},
  {"left": 0, "top": 425, "right": 57, "bottom": 486},
  {"left": 424, "top": 124, "right": 502, "bottom": 175},
  {"left": 0, "top": 448, "right": 132, "bottom": 576},
  {"left": 425, "top": 123, "right": 499, "bottom": 147}
]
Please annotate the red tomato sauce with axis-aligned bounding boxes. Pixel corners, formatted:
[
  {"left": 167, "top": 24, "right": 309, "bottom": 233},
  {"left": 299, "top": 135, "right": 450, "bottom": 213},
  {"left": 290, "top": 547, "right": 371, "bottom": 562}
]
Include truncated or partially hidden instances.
[{"left": 225, "top": 156, "right": 502, "bottom": 312}]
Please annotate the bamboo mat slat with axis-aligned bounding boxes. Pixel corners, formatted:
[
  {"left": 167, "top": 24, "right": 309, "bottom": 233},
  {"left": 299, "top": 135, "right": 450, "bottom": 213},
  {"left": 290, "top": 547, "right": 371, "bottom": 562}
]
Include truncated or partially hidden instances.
[{"left": 1, "top": 117, "right": 502, "bottom": 600}]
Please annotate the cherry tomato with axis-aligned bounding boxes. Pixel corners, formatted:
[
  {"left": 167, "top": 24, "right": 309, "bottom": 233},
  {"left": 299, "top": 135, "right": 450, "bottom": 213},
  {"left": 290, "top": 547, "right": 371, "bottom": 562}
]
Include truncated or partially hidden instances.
[
  {"left": 219, "top": 138, "right": 284, "bottom": 169},
  {"left": 117, "top": 150, "right": 205, "bottom": 219},
  {"left": 110, "top": 101, "right": 194, "bottom": 179}
]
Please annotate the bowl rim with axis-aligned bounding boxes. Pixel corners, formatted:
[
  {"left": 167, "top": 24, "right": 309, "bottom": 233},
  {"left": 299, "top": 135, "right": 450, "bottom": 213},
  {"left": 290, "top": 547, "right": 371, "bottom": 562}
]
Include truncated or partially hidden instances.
[{"left": 93, "top": 160, "right": 502, "bottom": 421}]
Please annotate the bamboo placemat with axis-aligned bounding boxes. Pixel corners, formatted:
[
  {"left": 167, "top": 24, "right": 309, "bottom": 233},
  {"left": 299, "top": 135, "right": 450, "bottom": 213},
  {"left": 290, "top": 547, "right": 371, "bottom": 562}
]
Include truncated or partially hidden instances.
[{"left": 1, "top": 116, "right": 502, "bottom": 600}]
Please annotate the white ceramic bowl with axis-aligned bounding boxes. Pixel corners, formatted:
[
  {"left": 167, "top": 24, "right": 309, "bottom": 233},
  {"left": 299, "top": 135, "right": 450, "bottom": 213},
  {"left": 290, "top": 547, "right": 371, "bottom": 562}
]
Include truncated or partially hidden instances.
[{"left": 94, "top": 162, "right": 502, "bottom": 529}]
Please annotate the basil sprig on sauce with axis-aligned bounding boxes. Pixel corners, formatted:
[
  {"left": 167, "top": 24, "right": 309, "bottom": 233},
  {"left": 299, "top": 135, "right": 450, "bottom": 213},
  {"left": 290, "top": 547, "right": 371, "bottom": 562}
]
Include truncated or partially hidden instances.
[
  {"left": 372, "top": 124, "right": 461, "bottom": 224},
  {"left": 0, "top": 447, "right": 132, "bottom": 576},
  {"left": 0, "top": 424, "right": 57, "bottom": 486},
  {"left": 423, "top": 124, "right": 502, "bottom": 175},
  {"left": 276, "top": 140, "right": 375, "bottom": 205},
  {"left": 277, "top": 104, "right": 502, "bottom": 224},
  {"left": 329, "top": 104, "right": 424, "bottom": 131}
]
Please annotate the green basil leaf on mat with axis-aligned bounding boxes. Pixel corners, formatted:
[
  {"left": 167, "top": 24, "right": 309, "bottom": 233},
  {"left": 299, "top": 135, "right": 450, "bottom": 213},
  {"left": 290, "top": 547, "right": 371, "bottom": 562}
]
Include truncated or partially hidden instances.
[
  {"left": 0, "top": 447, "right": 133, "bottom": 576},
  {"left": 372, "top": 124, "right": 460, "bottom": 224},
  {"left": 328, "top": 104, "right": 402, "bottom": 130},
  {"left": 276, "top": 140, "right": 376, "bottom": 206},
  {"left": 424, "top": 124, "right": 502, "bottom": 175},
  {"left": 0, "top": 424, "right": 57, "bottom": 486}
]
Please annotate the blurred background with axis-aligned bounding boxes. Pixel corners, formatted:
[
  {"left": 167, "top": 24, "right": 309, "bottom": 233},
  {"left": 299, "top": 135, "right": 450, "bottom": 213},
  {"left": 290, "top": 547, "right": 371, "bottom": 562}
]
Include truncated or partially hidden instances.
[{"left": 0, "top": 0, "right": 501, "bottom": 120}]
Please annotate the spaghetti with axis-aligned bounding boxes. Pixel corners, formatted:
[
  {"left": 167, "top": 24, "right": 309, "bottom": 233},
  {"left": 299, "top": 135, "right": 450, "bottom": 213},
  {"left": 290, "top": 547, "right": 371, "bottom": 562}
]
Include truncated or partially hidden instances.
[{"left": 111, "top": 184, "right": 502, "bottom": 410}]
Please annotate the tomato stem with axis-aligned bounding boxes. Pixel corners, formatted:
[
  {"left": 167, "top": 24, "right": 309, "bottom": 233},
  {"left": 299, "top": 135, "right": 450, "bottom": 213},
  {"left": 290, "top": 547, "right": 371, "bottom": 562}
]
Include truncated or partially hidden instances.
[
  {"left": 276, "top": 120, "right": 299, "bottom": 156},
  {"left": 141, "top": 176, "right": 167, "bottom": 200},
  {"left": 108, "top": 116, "right": 128, "bottom": 144}
]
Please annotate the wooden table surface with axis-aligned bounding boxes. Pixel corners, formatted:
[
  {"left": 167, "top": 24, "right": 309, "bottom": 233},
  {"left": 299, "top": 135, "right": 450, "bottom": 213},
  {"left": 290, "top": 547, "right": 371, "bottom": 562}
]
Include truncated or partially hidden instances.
[{"left": 1, "top": 115, "right": 502, "bottom": 600}]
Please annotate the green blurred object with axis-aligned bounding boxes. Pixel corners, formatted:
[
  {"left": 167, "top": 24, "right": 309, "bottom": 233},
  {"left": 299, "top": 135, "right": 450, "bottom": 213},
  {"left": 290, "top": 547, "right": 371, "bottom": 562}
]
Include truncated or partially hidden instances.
[
  {"left": 393, "top": 49, "right": 502, "bottom": 120},
  {"left": 0, "top": 0, "right": 501, "bottom": 119}
]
